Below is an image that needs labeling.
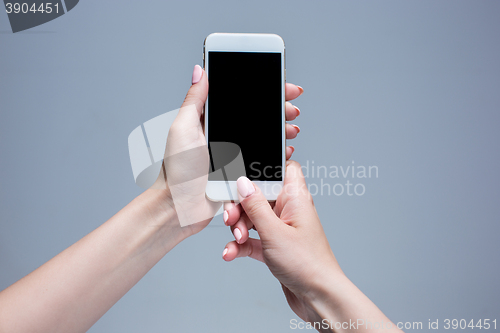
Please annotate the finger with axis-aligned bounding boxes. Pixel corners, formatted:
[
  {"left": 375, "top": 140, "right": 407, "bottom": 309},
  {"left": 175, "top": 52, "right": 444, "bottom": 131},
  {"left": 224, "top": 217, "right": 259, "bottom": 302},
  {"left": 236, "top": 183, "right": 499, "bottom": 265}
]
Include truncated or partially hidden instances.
[
  {"left": 236, "top": 177, "right": 284, "bottom": 238},
  {"left": 280, "top": 160, "right": 311, "bottom": 203},
  {"left": 285, "top": 102, "right": 300, "bottom": 121},
  {"left": 286, "top": 123, "right": 300, "bottom": 139},
  {"left": 223, "top": 202, "right": 243, "bottom": 226},
  {"left": 230, "top": 216, "right": 253, "bottom": 244},
  {"left": 285, "top": 160, "right": 308, "bottom": 187},
  {"left": 286, "top": 146, "right": 295, "bottom": 160},
  {"left": 222, "top": 239, "right": 264, "bottom": 262},
  {"left": 285, "top": 83, "right": 304, "bottom": 101},
  {"left": 180, "top": 65, "right": 208, "bottom": 118}
]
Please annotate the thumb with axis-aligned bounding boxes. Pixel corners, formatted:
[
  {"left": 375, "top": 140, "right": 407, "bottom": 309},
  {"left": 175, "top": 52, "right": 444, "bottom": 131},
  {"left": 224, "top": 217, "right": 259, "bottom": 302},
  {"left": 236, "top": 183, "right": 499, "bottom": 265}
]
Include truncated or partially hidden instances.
[
  {"left": 237, "top": 176, "right": 282, "bottom": 237},
  {"left": 180, "top": 65, "right": 208, "bottom": 118}
]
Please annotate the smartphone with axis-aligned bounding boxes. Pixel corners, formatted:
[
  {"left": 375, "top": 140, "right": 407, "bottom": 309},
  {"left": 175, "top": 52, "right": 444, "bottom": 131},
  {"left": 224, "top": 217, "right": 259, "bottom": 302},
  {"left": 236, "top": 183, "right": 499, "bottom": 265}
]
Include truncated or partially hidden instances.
[{"left": 204, "top": 33, "right": 286, "bottom": 202}]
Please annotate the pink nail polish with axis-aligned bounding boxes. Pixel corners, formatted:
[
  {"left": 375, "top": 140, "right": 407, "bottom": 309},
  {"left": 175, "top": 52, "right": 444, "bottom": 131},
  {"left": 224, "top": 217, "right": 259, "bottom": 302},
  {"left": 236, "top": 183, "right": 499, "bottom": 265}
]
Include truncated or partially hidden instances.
[
  {"left": 297, "top": 86, "right": 304, "bottom": 95},
  {"left": 237, "top": 177, "right": 255, "bottom": 198},
  {"left": 222, "top": 248, "right": 228, "bottom": 258},
  {"left": 293, "top": 125, "right": 301, "bottom": 133},
  {"left": 192, "top": 65, "right": 202, "bottom": 84},
  {"left": 290, "top": 146, "right": 295, "bottom": 153},
  {"left": 234, "top": 228, "right": 242, "bottom": 243},
  {"left": 294, "top": 105, "right": 301, "bottom": 115},
  {"left": 223, "top": 210, "right": 229, "bottom": 225}
]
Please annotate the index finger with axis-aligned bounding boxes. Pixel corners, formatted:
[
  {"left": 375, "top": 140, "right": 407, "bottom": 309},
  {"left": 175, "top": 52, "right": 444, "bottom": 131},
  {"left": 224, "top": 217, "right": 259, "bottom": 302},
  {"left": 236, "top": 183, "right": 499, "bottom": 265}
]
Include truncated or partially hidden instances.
[{"left": 223, "top": 202, "right": 243, "bottom": 226}]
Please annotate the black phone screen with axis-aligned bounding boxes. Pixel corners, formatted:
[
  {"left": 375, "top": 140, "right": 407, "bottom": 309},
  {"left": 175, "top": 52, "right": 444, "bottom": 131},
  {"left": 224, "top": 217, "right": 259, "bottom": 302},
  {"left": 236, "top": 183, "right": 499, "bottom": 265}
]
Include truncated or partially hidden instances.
[{"left": 207, "top": 51, "right": 282, "bottom": 181}]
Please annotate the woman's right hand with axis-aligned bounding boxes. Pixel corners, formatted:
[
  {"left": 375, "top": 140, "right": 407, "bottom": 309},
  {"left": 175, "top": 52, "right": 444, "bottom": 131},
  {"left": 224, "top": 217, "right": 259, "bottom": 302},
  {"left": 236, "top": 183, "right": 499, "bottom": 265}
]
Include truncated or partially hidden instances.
[{"left": 222, "top": 161, "right": 345, "bottom": 322}]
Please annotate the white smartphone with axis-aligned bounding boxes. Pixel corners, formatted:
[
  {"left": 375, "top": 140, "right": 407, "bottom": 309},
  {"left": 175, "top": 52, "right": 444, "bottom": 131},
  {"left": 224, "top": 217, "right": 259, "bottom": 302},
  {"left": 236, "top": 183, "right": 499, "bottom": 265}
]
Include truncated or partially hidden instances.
[{"left": 204, "top": 33, "right": 286, "bottom": 202}]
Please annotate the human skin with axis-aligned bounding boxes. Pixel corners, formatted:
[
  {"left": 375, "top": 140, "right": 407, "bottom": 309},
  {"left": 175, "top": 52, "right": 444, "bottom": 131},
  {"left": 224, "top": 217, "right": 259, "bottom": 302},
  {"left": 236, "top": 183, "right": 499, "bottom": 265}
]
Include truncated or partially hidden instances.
[
  {"left": 222, "top": 165, "right": 404, "bottom": 333},
  {"left": 0, "top": 65, "right": 303, "bottom": 333}
]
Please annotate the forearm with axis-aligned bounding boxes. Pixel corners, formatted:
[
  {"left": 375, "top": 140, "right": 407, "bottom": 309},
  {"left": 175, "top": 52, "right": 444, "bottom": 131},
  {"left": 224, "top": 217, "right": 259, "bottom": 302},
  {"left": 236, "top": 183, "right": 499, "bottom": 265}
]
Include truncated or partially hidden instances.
[
  {"left": 0, "top": 188, "right": 183, "bottom": 333},
  {"left": 305, "top": 269, "right": 402, "bottom": 333}
]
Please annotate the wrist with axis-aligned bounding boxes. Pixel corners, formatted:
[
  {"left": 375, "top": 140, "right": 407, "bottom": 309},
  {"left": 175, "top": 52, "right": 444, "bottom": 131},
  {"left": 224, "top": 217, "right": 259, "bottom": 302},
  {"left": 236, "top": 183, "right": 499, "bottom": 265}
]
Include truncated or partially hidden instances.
[
  {"left": 303, "top": 267, "right": 400, "bottom": 333},
  {"left": 302, "top": 264, "right": 353, "bottom": 325},
  {"left": 148, "top": 168, "right": 214, "bottom": 239},
  {"left": 134, "top": 187, "right": 185, "bottom": 252}
]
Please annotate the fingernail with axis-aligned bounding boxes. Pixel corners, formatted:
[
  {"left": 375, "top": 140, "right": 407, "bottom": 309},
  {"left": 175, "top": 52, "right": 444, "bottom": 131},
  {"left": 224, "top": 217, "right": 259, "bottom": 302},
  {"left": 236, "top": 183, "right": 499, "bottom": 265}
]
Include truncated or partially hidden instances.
[
  {"left": 192, "top": 65, "right": 203, "bottom": 84},
  {"left": 237, "top": 176, "right": 255, "bottom": 198},
  {"left": 234, "top": 228, "right": 242, "bottom": 243},
  {"left": 222, "top": 248, "right": 228, "bottom": 258},
  {"left": 297, "top": 86, "right": 304, "bottom": 96},
  {"left": 290, "top": 145, "right": 295, "bottom": 153},
  {"left": 294, "top": 105, "right": 301, "bottom": 116},
  {"left": 292, "top": 124, "right": 301, "bottom": 133},
  {"left": 223, "top": 210, "right": 229, "bottom": 225}
]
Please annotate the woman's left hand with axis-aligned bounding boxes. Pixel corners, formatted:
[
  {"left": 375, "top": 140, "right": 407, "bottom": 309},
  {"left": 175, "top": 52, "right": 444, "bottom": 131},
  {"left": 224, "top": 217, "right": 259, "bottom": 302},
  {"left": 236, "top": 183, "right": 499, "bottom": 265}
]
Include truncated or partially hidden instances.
[{"left": 153, "top": 65, "right": 304, "bottom": 237}]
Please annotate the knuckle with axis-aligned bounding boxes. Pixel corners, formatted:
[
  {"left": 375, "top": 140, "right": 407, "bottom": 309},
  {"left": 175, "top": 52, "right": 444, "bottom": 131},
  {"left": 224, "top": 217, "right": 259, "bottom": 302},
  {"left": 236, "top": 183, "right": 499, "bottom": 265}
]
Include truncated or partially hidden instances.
[
  {"left": 245, "top": 241, "right": 254, "bottom": 258},
  {"left": 306, "top": 191, "right": 315, "bottom": 206},
  {"left": 168, "top": 122, "right": 181, "bottom": 137},
  {"left": 183, "top": 93, "right": 204, "bottom": 110},
  {"left": 287, "top": 160, "right": 301, "bottom": 170},
  {"left": 245, "top": 197, "right": 267, "bottom": 217}
]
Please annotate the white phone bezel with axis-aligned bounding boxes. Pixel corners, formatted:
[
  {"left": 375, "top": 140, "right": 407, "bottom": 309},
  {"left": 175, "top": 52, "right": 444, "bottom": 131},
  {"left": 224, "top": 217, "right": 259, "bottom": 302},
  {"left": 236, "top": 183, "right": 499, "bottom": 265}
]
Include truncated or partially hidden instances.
[{"left": 203, "top": 33, "right": 286, "bottom": 202}]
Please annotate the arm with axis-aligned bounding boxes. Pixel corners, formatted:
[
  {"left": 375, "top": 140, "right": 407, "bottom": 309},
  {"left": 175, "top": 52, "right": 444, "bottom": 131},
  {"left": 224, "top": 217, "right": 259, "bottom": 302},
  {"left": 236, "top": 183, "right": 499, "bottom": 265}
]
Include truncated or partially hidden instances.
[
  {"left": 0, "top": 66, "right": 208, "bottom": 333},
  {"left": 0, "top": 188, "right": 183, "bottom": 333},
  {"left": 304, "top": 268, "right": 400, "bottom": 332},
  {"left": 0, "top": 66, "right": 303, "bottom": 333}
]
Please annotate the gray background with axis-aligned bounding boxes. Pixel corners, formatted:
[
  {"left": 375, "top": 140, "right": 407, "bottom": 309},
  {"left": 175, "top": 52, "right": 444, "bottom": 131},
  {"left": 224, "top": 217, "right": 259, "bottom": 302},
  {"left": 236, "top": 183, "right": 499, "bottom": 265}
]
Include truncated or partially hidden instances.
[{"left": 1, "top": 1, "right": 499, "bottom": 332}]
